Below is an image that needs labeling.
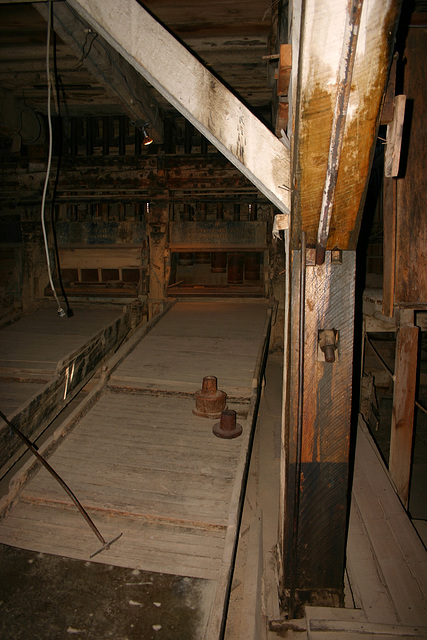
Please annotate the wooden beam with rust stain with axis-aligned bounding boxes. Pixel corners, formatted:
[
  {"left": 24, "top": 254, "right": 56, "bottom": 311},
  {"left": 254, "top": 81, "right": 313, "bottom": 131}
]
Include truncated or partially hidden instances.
[
  {"left": 291, "top": 0, "right": 402, "bottom": 249},
  {"left": 67, "top": 0, "right": 291, "bottom": 215}
]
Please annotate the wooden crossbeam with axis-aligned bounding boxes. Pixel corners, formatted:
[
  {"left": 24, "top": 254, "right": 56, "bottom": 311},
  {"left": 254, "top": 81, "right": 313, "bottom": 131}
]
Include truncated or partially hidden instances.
[{"left": 67, "top": 0, "right": 291, "bottom": 214}]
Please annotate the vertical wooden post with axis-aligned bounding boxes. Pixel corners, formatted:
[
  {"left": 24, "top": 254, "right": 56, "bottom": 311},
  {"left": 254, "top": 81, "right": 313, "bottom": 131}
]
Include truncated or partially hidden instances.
[
  {"left": 281, "top": 250, "right": 356, "bottom": 616},
  {"left": 102, "top": 116, "right": 110, "bottom": 156},
  {"left": 146, "top": 201, "right": 169, "bottom": 319},
  {"left": 389, "top": 310, "right": 419, "bottom": 508},
  {"left": 382, "top": 177, "right": 396, "bottom": 318},
  {"left": 118, "top": 115, "right": 126, "bottom": 156}
]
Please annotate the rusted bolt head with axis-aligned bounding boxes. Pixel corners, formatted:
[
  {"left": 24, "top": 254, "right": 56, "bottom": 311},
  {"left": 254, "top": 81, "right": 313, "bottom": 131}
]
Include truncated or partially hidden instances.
[{"left": 212, "top": 409, "right": 243, "bottom": 439}]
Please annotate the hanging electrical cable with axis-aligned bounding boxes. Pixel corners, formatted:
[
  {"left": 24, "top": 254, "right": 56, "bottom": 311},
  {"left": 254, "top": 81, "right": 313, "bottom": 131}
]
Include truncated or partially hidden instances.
[
  {"left": 50, "top": 28, "right": 73, "bottom": 317},
  {"left": 40, "top": 0, "right": 65, "bottom": 317}
]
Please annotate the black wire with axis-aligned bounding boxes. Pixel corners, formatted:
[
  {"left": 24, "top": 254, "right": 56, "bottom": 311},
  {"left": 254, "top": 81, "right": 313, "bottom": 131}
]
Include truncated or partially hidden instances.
[
  {"left": 66, "top": 3, "right": 155, "bottom": 129},
  {"left": 50, "top": 26, "right": 73, "bottom": 317}
]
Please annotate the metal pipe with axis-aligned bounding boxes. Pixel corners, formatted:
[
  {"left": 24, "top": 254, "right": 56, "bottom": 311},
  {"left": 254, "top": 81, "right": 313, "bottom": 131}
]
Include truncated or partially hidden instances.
[
  {"left": 315, "top": 0, "right": 364, "bottom": 265},
  {"left": 288, "top": 230, "right": 306, "bottom": 618}
]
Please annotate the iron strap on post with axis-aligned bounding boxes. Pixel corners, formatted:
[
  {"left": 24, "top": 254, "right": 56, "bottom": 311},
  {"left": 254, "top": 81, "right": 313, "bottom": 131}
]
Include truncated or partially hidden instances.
[{"left": 288, "top": 231, "right": 306, "bottom": 618}]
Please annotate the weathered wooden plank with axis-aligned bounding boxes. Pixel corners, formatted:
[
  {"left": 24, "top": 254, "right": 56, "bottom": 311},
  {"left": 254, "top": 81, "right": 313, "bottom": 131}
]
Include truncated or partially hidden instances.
[
  {"left": 0, "top": 298, "right": 271, "bottom": 640},
  {"left": 0, "top": 381, "right": 44, "bottom": 416},
  {"left": 58, "top": 246, "right": 143, "bottom": 270},
  {"left": 20, "top": 493, "right": 230, "bottom": 527},
  {"left": 0, "top": 305, "right": 130, "bottom": 473},
  {"left": 238, "top": 510, "right": 264, "bottom": 640},
  {"left": 204, "top": 307, "right": 271, "bottom": 640},
  {"left": 34, "top": 2, "right": 163, "bottom": 141},
  {"left": 147, "top": 202, "right": 168, "bottom": 318},
  {"left": 346, "top": 501, "right": 399, "bottom": 624},
  {"left": 67, "top": 0, "right": 291, "bottom": 214},
  {"left": 389, "top": 323, "right": 419, "bottom": 508},
  {"left": 24, "top": 464, "right": 235, "bottom": 505},
  {"left": 353, "top": 420, "right": 427, "bottom": 626},
  {"left": 169, "top": 221, "right": 267, "bottom": 250},
  {"left": 282, "top": 250, "right": 356, "bottom": 612},
  {"left": 384, "top": 95, "right": 406, "bottom": 178},
  {"left": 109, "top": 301, "right": 268, "bottom": 397},
  {"left": 0, "top": 504, "right": 223, "bottom": 579}
]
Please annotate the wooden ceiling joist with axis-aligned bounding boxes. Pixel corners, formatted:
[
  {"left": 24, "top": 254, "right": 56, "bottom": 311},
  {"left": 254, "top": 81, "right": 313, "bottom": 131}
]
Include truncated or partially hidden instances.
[
  {"left": 67, "top": 0, "right": 291, "bottom": 215},
  {"left": 34, "top": 1, "right": 164, "bottom": 142}
]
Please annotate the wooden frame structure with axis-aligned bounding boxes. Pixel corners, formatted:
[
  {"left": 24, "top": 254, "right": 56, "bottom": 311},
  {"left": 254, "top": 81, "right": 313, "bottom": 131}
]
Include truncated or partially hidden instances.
[
  {"left": 2, "top": 0, "right": 421, "bottom": 635},
  {"left": 61, "top": 0, "right": 402, "bottom": 620}
]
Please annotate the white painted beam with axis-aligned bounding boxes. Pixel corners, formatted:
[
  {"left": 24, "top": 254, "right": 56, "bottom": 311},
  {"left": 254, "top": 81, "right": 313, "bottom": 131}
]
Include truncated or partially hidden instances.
[{"left": 67, "top": 0, "right": 291, "bottom": 214}]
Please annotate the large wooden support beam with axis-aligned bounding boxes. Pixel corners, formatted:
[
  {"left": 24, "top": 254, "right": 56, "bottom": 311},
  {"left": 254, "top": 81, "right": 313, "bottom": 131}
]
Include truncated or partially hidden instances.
[
  {"left": 67, "top": 0, "right": 291, "bottom": 215},
  {"left": 34, "top": 2, "right": 163, "bottom": 142},
  {"left": 291, "top": 0, "right": 402, "bottom": 249},
  {"left": 281, "top": 250, "right": 356, "bottom": 615},
  {"left": 389, "top": 313, "right": 419, "bottom": 508}
]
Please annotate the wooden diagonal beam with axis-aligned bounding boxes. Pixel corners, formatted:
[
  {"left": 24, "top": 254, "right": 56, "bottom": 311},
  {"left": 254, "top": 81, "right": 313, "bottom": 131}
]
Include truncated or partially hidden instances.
[{"left": 66, "top": 0, "right": 291, "bottom": 214}]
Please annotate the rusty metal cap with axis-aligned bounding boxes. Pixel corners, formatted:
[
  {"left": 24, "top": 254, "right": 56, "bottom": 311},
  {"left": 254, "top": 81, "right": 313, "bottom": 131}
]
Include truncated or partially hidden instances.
[
  {"left": 201, "top": 376, "right": 219, "bottom": 395},
  {"left": 193, "top": 375, "right": 227, "bottom": 419},
  {"left": 212, "top": 409, "right": 242, "bottom": 439}
]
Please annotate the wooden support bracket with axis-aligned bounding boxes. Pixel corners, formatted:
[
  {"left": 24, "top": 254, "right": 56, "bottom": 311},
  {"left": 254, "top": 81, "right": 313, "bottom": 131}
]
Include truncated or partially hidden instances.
[{"left": 384, "top": 95, "right": 406, "bottom": 178}]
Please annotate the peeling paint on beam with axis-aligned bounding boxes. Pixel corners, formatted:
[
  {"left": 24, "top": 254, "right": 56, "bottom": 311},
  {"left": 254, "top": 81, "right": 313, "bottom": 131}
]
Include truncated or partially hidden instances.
[{"left": 67, "top": 0, "right": 291, "bottom": 214}]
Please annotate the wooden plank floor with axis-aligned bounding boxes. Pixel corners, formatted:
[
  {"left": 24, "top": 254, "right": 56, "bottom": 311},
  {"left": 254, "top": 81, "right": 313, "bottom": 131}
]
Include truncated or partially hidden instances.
[
  {"left": 0, "top": 303, "right": 123, "bottom": 373},
  {"left": 109, "top": 300, "right": 268, "bottom": 397},
  {"left": 0, "top": 301, "right": 269, "bottom": 587},
  {"left": 0, "top": 303, "right": 124, "bottom": 417},
  {"left": 302, "top": 420, "right": 427, "bottom": 637}
]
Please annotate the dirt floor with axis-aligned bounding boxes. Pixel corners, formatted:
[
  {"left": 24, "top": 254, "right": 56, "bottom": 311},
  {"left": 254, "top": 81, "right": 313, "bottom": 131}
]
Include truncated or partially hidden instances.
[{"left": 0, "top": 544, "right": 214, "bottom": 640}]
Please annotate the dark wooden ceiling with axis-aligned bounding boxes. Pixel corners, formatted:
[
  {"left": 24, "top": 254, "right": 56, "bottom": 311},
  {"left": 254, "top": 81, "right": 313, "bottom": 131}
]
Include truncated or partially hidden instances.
[{"left": 0, "top": 0, "right": 278, "bottom": 126}]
